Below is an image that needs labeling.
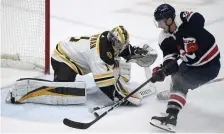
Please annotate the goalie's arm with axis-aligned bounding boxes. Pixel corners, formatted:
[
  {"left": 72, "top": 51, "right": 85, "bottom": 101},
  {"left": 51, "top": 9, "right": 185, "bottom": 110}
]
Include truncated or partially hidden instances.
[
  {"left": 119, "top": 44, "right": 149, "bottom": 60},
  {"left": 118, "top": 44, "right": 135, "bottom": 60},
  {"left": 119, "top": 44, "right": 158, "bottom": 67}
]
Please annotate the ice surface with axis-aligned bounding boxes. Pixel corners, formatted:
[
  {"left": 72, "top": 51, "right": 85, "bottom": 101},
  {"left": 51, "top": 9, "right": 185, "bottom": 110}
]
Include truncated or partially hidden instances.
[{"left": 1, "top": 0, "right": 224, "bottom": 133}]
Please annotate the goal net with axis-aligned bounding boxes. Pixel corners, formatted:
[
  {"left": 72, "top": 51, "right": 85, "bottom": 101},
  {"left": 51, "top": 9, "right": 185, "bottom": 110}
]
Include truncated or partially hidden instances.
[{"left": 1, "top": 0, "right": 50, "bottom": 73}]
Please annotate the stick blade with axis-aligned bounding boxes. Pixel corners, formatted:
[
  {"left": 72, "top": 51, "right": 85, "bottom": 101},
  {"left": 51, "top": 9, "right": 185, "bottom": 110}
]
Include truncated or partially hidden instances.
[{"left": 63, "top": 118, "right": 91, "bottom": 129}]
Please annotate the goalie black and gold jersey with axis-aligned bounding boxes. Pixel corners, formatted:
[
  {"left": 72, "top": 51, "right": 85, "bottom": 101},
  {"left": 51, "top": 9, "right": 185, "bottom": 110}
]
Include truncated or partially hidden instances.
[{"left": 52, "top": 31, "right": 118, "bottom": 88}]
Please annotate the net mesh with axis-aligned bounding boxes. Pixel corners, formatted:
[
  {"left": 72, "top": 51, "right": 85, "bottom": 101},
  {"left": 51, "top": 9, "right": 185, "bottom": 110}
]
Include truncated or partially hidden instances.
[{"left": 1, "top": 0, "right": 47, "bottom": 71}]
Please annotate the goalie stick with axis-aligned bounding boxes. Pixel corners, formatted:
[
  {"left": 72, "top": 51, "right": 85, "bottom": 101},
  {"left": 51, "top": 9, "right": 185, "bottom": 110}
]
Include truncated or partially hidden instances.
[
  {"left": 63, "top": 56, "right": 181, "bottom": 129},
  {"left": 206, "top": 77, "right": 224, "bottom": 85},
  {"left": 89, "top": 87, "right": 156, "bottom": 113},
  {"left": 88, "top": 55, "right": 156, "bottom": 113},
  {"left": 88, "top": 102, "right": 114, "bottom": 113}
]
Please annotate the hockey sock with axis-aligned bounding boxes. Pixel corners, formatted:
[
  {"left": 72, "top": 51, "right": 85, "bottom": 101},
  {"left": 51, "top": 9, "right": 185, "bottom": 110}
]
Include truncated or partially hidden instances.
[{"left": 166, "top": 91, "right": 186, "bottom": 115}]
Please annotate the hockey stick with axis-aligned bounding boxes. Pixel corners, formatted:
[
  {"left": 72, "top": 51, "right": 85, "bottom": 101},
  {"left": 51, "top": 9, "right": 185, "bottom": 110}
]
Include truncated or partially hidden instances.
[
  {"left": 88, "top": 102, "right": 114, "bottom": 113},
  {"left": 89, "top": 87, "right": 156, "bottom": 113},
  {"left": 89, "top": 75, "right": 224, "bottom": 114},
  {"left": 89, "top": 66, "right": 223, "bottom": 114},
  {"left": 17, "top": 78, "right": 52, "bottom": 82},
  {"left": 63, "top": 56, "right": 180, "bottom": 129},
  {"left": 89, "top": 60, "right": 156, "bottom": 113},
  {"left": 206, "top": 77, "right": 224, "bottom": 85}
]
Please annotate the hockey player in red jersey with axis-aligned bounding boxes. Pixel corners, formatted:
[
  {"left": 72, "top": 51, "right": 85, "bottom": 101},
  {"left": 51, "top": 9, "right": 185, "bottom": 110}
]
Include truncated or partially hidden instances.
[{"left": 149, "top": 4, "right": 221, "bottom": 132}]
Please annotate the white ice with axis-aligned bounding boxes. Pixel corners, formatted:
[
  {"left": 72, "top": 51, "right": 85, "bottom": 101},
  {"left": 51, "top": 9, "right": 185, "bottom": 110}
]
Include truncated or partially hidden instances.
[{"left": 1, "top": 0, "right": 224, "bottom": 133}]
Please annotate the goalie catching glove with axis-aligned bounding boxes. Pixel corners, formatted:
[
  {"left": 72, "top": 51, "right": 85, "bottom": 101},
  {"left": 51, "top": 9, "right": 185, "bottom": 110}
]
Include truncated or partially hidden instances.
[{"left": 120, "top": 44, "right": 158, "bottom": 67}]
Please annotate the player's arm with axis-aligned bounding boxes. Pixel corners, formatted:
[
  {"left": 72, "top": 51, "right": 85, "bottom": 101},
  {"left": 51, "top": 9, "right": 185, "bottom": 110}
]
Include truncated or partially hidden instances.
[
  {"left": 178, "top": 11, "right": 208, "bottom": 53},
  {"left": 180, "top": 11, "right": 205, "bottom": 30},
  {"left": 91, "top": 57, "right": 130, "bottom": 95},
  {"left": 118, "top": 44, "right": 135, "bottom": 59},
  {"left": 159, "top": 35, "right": 179, "bottom": 76},
  {"left": 91, "top": 58, "right": 142, "bottom": 105},
  {"left": 151, "top": 33, "right": 179, "bottom": 83}
]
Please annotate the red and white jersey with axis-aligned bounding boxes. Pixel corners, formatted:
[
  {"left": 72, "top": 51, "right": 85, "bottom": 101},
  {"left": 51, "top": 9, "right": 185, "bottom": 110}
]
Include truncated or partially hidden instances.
[{"left": 158, "top": 11, "right": 220, "bottom": 67}]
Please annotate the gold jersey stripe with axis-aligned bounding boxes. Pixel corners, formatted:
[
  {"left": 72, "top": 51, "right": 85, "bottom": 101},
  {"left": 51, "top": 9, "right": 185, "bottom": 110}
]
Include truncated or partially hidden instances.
[
  {"left": 121, "top": 88, "right": 141, "bottom": 99},
  {"left": 54, "top": 49, "right": 79, "bottom": 74},
  {"left": 57, "top": 42, "right": 86, "bottom": 75},
  {"left": 121, "top": 76, "right": 129, "bottom": 83},
  {"left": 58, "top": 42, "right": 69, "bottom": 59},
  {"left": 93, "top": 72, "right": 114, "bottom": 79},
  {"left": 18, "top": 87, "right": 72, "bottom": 103},
  {"left": 95, "top": 78, "right": 115, "bottom": 87}
]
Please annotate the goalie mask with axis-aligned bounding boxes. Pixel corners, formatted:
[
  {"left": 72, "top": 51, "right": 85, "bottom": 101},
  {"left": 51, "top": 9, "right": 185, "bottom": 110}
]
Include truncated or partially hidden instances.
[{"left": 107, "top": 26, "right": 130, "bottom": 56}]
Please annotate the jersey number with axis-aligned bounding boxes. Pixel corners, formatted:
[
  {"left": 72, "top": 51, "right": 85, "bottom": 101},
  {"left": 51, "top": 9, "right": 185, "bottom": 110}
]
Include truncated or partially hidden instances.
[{"left": 69, "top": 36, "right": 90, "bottom": 42}]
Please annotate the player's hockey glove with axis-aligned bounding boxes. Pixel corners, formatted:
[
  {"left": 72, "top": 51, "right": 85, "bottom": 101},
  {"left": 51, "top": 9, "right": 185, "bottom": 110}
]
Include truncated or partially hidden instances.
[{"left": 151, "top": 66, "right": 165, "bottom": 83}]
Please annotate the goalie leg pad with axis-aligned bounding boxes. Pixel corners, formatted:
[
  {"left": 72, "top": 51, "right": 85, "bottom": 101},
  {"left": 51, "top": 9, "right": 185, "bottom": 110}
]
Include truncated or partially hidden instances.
[
  {"left": 6, "top": 78, "right": 86, "bottom": 105},
  {"left": 113, "top": 59, "right": 131, "bottom": 82},
  {"left": 138, "top": 66, "right": 156, "bottom": 97},
  {"left": 114, "top": 76, "right": 142, "bottom": 105}
]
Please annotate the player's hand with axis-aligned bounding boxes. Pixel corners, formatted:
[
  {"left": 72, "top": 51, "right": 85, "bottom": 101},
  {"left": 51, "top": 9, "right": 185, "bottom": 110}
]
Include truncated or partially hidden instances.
[{"left": 151, "top": 66, "right": 165, "bottom": 83}]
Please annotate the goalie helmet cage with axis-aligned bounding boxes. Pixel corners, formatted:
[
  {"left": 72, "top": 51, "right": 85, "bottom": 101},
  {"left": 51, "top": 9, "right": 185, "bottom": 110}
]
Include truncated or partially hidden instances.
[{"left": 1, "top": 0, "right": 50, "bottom": 74}]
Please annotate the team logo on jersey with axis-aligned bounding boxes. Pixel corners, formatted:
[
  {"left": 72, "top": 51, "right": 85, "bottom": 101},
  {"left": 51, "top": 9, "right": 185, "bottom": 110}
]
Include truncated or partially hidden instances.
[
  {"left": 183, "top": 37, "right": 196, "bottom": 45},
  {"left": 181, "top": 11, "right": 193, "bottom": 22},
  {"left": 107, "top": 52, "right": 112, "bottom": 59},
  {"left": 182, "top": 11, "right": 189, "bottom": 18},
  {"left": 178, "top": 37, "right": 197, "bottom": 62}
]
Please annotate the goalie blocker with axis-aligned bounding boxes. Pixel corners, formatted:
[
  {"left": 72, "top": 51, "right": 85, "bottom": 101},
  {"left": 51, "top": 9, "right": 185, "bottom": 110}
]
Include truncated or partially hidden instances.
[{"left": 6, "top": 78, "right": 86, "bottom": 105}]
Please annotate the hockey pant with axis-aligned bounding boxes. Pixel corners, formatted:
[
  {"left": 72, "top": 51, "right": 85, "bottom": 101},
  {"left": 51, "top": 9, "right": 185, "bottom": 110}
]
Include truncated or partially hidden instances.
[
  {"left": 167, "top": 61, "right": 220, "bottom": 114},
  {"left": 51, "top": 58, "right": 78, "bottom": 82}
]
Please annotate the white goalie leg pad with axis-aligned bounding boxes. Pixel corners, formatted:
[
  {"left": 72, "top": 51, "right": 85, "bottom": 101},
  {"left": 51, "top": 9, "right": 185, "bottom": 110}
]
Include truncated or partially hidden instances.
[
  {"left": 138, "top": 67, "right": 156, "bottom": 97},
  {"left": 138, "top": 83, "right": 156, "bottom": 98},
  {"left": 115, "top": 76, "right": 142, "bottom": 105},
  {"left": 6, "top": 78, "right": 86, "bottom": 105},
  {"left": 113, "top": 59, "right": 131, "bottom": 82}
]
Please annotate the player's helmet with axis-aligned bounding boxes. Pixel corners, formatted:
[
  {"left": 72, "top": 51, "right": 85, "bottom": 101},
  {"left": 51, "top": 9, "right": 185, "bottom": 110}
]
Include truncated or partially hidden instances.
[
  {"left": 108, "top": 26, "right": 129, "bottom": 54},
  {"left": 154, "top": 4, "right": 175, "bottom": 21}
]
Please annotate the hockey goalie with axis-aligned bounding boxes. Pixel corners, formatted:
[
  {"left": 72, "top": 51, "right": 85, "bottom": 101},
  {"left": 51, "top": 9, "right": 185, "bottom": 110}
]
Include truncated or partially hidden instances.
[{"left": 6, "top": 26, "right": 157, "bottom": 105}]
